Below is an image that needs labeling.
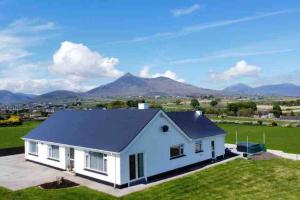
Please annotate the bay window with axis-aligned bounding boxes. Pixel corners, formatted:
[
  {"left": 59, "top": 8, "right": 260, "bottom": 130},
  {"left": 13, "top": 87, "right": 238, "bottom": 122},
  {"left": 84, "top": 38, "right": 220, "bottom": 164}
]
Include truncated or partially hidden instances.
[{"left": 85, "top": 151, "right": 107, "bottom": 173}]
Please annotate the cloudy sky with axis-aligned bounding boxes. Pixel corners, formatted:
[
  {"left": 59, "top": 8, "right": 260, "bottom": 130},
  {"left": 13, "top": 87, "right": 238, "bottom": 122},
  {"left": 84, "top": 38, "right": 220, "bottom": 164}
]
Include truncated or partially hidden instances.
[{"left": 0, "top": 0, "right": 300, "bottom": 94}]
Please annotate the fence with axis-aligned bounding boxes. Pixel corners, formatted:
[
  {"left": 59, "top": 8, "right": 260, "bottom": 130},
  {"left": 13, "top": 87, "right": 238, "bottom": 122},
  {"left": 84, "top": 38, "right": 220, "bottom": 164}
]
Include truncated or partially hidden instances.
[{"left": 225, "top": 143, "right": 300, "bottom": 161}]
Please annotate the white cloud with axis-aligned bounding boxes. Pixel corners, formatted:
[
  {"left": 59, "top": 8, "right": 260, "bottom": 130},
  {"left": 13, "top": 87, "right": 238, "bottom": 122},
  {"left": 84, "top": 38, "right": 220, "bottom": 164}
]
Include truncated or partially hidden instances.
[
  {"left": 5, "top": 18, "right": 57, "bottom": 34},
  {"left": 139, "top": 66, "right": 184, "bottom": 82},
  {"left": 116, "top": 9, "right": 299, "bottom": 43},
  {"left": 49, "top": 41, "right": 124, "bottom": 80},
  {"left": 210, "top": 60, "right": 261, "bottom": 81},
  {"left": 0, "top": 78, "right": 95, "bottom": 94},
  {"left": 0, "top": 18, "right": 57, "bottom": 64},
  {"left": 171, "top": 4, "right": 201, "bottom": 17},
  {"left": 169, "top": 48, "right": 298, "bottom": 65}
]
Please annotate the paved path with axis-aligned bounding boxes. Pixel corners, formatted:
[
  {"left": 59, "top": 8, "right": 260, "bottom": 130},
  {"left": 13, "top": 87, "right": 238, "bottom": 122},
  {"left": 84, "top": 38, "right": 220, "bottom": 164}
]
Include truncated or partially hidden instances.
[{"left": 0, "top": 154, "right": 240, "bottom": 197}]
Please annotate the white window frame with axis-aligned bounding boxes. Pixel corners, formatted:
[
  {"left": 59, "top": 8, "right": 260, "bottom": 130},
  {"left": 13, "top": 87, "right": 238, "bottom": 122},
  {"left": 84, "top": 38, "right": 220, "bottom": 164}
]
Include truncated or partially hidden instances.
[
  {"left": 28, "top": 141, "right": 38, "bottom": 156},
  {"left": 47, "top": 145, "right": 60, "bottom": 161},
  {"left": 195, "top": 141, "right": 203, "bottom": 153},
  {"left": 84, "top": 151, "right": 107, "bottom": 173},
  {"left": 170, "top": 144, "right": 184, "bottom": 159}
]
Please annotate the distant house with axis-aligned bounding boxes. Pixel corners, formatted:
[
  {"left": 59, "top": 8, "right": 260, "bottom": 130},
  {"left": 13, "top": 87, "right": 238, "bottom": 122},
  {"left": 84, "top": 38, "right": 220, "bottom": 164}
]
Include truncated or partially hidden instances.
[{"left": 23, "top": 104, "right": 226, "bottom": 188}]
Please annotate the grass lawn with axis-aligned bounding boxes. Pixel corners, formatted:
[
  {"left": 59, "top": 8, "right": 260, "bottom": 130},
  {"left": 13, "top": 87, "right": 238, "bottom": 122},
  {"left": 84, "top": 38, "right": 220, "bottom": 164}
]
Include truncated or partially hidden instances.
[
  {"left": 220, "top": 123, "right": 300, "bottom": 154},
  {"left": 0, "top": 121, "right": 41, "bottom": 149},
  {"left": 0, "top": 159, "right": 299, "bottom": 200}
]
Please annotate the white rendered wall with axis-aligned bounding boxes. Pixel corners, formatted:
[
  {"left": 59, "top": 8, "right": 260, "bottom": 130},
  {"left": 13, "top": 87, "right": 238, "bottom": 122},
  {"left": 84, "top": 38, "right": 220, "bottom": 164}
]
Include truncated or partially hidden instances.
[
  {"left": 73, "top": 149, "right": 121, "bottom": 185},
  {"left": 120, "top": 113, "right": 225, "bottom": 185},
  {"left": 24, "top": 140, "right": 67, "bottom": 170}
]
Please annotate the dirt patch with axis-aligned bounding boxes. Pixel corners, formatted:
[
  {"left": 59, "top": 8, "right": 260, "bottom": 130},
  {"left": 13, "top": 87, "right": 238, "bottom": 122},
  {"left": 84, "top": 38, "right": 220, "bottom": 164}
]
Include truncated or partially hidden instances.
[
  {"left": 40, "top": 177, "right": 79, "bottom": 189},
  {"left": 250, "top": 152, "right": 280, "bottom": 160}
]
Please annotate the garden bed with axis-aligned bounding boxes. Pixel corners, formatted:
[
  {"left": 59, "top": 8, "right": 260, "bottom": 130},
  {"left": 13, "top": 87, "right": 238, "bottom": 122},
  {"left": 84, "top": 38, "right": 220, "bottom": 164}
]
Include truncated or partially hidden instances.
[{"left": 40, "top": 178, "right": 79, "bottom": 189}]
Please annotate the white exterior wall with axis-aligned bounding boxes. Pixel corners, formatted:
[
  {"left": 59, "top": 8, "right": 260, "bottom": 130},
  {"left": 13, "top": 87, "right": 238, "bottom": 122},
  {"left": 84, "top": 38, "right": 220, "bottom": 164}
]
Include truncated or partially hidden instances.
[
  {"left": 24, "top": 112, "right": 225, "bottom": 186},
  {"left": 120, "top": 113, "right": 225, "bottom": 184},
  {"left": 24, "top": 140, "right": 121, "bottom": 185},
  {"left": 73, "top": 149, "right": 121, "bottom": 185},
  {"left": 24, "top": 140, "right": 67, "bottom": 170}
]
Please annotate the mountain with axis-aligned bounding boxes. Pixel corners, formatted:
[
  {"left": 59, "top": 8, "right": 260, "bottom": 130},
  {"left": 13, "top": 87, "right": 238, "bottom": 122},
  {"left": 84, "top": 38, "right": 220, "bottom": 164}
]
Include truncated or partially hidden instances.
[
  {"left": 86, "top": 73, "right": 220, "bottom": 97},
  {"left": 0, "top": 90, "right": 35, "bottom": 104},
  {"left": 224, "top": 83, "right": 300, "bottom": 97},
  {"left": 32, "top": 90, "right": 81, "bottom": 103}
]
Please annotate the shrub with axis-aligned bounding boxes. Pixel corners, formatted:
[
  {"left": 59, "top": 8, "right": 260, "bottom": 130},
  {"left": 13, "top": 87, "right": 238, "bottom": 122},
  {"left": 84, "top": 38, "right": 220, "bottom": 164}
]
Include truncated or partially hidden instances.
[
  {"left": 257, "top": 120, "right": 263, "bottom": 125},
  {"left": 272, "top": 104, "right": 282, "bottom": 118},
  {"left": 190, "top": 98, "right": 200, "bottom": 109},
  {"left": 271, "top": 121, "right": 278, "bottom": 126},
  {"left": 0, "top": 115, "right": 22, "bottom": 126}
]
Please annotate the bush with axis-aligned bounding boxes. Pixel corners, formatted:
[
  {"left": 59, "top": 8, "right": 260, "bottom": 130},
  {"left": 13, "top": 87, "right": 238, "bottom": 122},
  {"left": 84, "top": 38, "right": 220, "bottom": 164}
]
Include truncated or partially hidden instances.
[
  {"left": 190, "top": 98, "right": 200, "bottom": 109},
  {"left": 272, "top": 104, "right": 282, "bottom": 118},
  {"left": 257, "top": 120, "right": 263, "bottom": 126},
  {"left": 271, "top": 121, "right": 278, "bottom": 126},
  {"left": 210, "top": 100, "right": 218, "bottom": 107},
  {"left": 0, "top": 115, "right": 22, "bottom": 126},
  {"left": 106, "top": 101, "right": 127, "bottom": 109}
]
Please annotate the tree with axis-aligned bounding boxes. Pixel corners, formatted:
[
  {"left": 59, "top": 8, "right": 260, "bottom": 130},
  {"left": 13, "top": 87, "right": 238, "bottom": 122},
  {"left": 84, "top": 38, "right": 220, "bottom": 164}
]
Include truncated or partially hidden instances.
[
  {"left": 126, "top": 100, "right": 138, "bottom": 108},
  {"left": 272, "top": 104, "right": 282, "bottom": 118},
  {"left": 106, "top": 101, "right": 126, "bottom": 109},
  {"left": 237, "top": 108, "right": 253, "bottom": 117},
  {"left": 190, "top": 98, "right": 200, "bottom": 109},
  {"left": 210, "top": 100, "right": 218, "bottom": 107},
  {"left": 227, "top": 103, "right": 239, "bottom": 115},
  {"left": 175, "top": 99, "right": 182, "bottom": 105}
]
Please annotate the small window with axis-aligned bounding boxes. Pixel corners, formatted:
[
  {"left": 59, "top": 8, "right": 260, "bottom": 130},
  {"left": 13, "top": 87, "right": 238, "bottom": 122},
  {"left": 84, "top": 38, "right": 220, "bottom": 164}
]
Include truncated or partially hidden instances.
[
  {"left": 29, "top": 141, "right": 38, "bottom": 155},
  {"left": 161, "top": 125, "right": 169, "bottom": 132},
  {"left": 170, "top": 144, "right": 184, "bottom": 159},
  {"left": 85, "top": 151, "right": 107, "bottom": 173},
  {"left": 48, "top": 145, "right": 60, "bottom": 161},
  {"left": 195, "top": 141, "right": 203, "bottom": 153}
]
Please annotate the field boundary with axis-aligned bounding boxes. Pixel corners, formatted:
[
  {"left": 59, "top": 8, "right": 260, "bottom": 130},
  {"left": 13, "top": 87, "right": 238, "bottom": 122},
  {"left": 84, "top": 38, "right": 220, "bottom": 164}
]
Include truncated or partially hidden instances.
[{"left": 0, "top": 146, "right": 24, "bottom": 157}]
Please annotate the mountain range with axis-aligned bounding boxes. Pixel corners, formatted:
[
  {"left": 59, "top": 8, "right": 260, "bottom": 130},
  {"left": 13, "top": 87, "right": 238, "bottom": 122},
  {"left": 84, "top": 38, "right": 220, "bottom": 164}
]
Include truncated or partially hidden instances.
[
  {"left": 0, "top": 73, "right": 300, "bottom": 104},
  {"left": 223, "top": 83, "right": 300, "bottom": 97}
]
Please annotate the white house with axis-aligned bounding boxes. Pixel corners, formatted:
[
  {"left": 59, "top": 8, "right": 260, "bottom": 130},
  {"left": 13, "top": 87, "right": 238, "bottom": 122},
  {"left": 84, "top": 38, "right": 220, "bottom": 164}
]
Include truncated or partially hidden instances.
[{"left": 23, "top": 105, "right": 226, "bottom": 188}]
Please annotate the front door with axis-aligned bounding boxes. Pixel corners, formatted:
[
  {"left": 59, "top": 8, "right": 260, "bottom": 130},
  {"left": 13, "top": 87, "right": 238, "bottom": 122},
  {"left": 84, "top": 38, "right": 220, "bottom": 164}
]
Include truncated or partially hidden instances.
[
  {"left": 211, "top": 141, "right": 215, "bottom": 159},
  {"left": 129, "top": 153, "right": 144, "bottom": 181},
  {"left": 69, "top": 148, "right": 75, "bottom": 170}
]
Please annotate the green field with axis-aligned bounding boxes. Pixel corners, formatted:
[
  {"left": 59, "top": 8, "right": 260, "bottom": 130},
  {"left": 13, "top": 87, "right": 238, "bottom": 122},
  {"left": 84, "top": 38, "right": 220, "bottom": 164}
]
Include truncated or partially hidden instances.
[
  {"left": 0, "top": 121, "right": 299, "bottom": 154},
  {"left": 0, "top": 158, "right": 299, "bottom": 200},
  {"left": 220, "top": 123, "right": 300, "bottom": 154},
  {"left": 0, "top": 121, "right": 41, "bottom": 149}
]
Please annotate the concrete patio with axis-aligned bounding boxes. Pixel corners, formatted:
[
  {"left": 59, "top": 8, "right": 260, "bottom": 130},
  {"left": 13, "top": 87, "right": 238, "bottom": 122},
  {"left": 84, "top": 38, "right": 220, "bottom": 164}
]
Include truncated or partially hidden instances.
[{"left": 0, "top": 154, "right": 240, "bottom": 197}]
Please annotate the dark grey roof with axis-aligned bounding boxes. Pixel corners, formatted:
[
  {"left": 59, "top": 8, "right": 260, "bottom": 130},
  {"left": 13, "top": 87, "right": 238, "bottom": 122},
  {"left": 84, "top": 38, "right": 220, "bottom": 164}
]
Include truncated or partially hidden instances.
[
  {"left": 23, "top": 109, "right": 160, "bottom": 152},
  {"left": 167, "top": 111, "right": 226, "bottom": 139}
]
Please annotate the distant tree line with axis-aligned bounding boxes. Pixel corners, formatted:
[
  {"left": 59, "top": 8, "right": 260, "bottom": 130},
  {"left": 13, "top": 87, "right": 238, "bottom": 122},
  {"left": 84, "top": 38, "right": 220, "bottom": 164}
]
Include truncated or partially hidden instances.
[
  {"left": 226, "top": 101, "right": 257, "bottom": 117},
  {"left": 272, "top": 99, "right": 300, "bottom": 106},
  {"left": 95, "top": 100, "right": 162, "bottom": 109}
]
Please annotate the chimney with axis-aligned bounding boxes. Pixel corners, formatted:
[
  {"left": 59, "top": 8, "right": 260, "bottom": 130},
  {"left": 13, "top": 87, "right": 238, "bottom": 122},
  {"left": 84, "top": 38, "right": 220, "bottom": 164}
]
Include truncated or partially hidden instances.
[
  {"left": 138, "top": 103, "right": 149, "bottom": 110},
  {"left": 195, "top": 110, "right": 202, "bottom": 117}
]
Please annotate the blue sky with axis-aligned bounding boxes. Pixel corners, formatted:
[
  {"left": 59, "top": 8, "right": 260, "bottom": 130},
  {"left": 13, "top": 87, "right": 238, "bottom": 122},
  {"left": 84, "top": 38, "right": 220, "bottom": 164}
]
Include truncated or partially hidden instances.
[{"left": 0, "top": 0, "right": 300, "bottom": 94}]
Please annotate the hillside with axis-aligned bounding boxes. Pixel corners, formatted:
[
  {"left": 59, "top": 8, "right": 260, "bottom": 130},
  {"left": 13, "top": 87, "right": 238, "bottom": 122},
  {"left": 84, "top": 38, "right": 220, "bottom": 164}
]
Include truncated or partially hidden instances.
[
  {"left": 86, "top": 73, "right": 220, "bottom": 97},
  {"left": 224, "top": 83, "right": 300, "bottom": 97},
  {"left": 0, "top": 90, "right": 35, "bottom": 104}
]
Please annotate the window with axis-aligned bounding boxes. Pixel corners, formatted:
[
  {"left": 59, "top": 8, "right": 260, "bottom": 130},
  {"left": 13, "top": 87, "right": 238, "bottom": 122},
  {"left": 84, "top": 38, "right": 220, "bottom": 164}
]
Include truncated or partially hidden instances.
[
  {"left": 195, "top": 141, "right": 203, "bottom": 153},
  {"left": 48, "top": 145, "right": 60, "bottom": 160},
  {"left": 85, "top": 151, "right": 107, "bottom": 173},
  {"left": 29, "top": 141, "right": 38, "bottom": 155},
  {"left": 170, "top": 144, "right": 184, "bottom": 159}
]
